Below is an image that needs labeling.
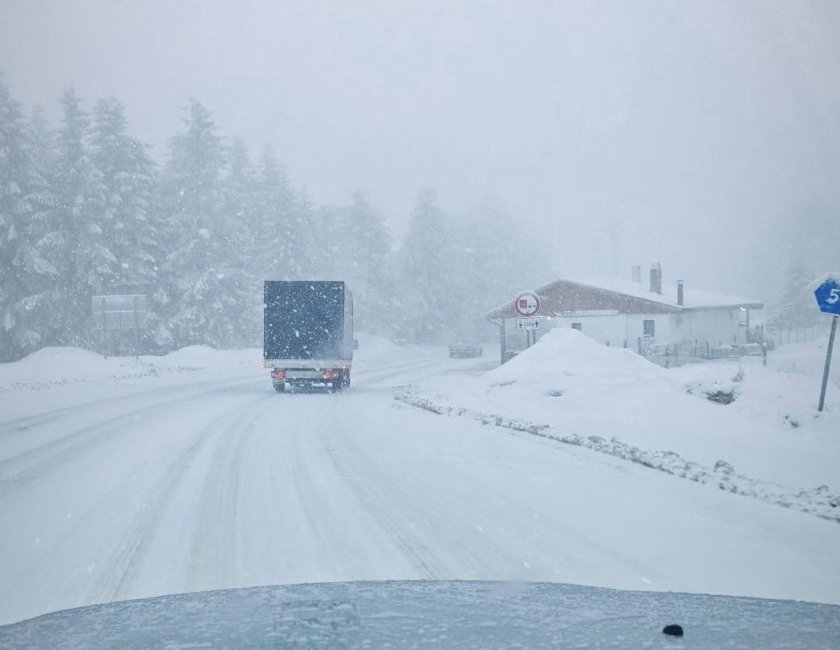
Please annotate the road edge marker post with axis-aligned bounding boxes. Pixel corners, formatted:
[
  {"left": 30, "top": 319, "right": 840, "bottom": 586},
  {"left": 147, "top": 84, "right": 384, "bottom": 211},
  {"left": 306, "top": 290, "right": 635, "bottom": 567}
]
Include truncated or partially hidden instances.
[{"left": 818, "top": 315, "right": 837, "bottom": 412}]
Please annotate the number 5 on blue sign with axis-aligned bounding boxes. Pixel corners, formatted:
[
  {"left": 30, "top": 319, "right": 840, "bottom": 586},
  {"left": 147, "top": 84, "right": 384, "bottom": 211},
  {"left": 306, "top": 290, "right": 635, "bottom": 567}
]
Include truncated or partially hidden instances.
[{"left": 814, "top": 276, "right": 840, "bottom": 314}]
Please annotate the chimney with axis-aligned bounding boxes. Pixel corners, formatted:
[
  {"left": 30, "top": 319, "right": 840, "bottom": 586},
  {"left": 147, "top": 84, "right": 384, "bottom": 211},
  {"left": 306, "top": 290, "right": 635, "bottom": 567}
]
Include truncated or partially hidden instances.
[
  {"left": 631, "top": 265, "right": 641, "bottom": 283},
  {"left": 677, "top": 280, "right": 684, "bottom": 306},
  {"left": 649, "top": 263, "right": 662, "bottom": 294}
]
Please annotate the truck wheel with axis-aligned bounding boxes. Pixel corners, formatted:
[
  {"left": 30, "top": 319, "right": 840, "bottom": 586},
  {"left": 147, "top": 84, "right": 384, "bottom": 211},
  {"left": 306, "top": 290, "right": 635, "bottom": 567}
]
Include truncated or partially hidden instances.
[
  {"left": 273, "top": 382, "right": 285, "bottom": 393},
  {"left": 331, "top": 380, "right": 343, "bottom": 392}
]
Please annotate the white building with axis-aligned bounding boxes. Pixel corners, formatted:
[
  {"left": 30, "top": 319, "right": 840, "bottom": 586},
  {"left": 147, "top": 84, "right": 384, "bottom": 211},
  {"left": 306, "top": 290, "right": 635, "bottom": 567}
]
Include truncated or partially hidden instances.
[{"left": 487, "top": 265, "right": 763, "bottom": 363}]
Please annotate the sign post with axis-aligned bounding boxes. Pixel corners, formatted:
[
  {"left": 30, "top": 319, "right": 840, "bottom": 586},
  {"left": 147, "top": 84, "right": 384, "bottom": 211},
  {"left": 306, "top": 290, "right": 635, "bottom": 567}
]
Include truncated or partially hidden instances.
[
  {"left": 92, "top": 294, "right": 147, "bottom": 358},
  {"left": 813, "top": 274, "right": 840, "bottom": 412},
  {"left": 514, "top": 291, "right": 541, "bottom": 349}
]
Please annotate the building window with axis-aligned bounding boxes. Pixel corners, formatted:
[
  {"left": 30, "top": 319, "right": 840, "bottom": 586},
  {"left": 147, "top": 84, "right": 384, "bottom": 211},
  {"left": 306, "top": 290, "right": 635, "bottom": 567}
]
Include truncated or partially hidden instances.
[
  {"left": 643, "top": 319, "right": 655, "bottom": 337},
  {"left": 571, "top": 323, "right": 582, "bottom": 331}
]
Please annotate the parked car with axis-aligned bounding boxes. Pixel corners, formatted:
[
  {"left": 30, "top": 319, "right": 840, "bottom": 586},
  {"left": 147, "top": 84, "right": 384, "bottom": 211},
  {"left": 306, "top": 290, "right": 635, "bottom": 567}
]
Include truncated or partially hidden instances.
[
  {"left": 449, "top": 342, "right": 483, "bottom": 358},
  {"left": 735, "top": 342, "right": 763, "bottom": 356}
]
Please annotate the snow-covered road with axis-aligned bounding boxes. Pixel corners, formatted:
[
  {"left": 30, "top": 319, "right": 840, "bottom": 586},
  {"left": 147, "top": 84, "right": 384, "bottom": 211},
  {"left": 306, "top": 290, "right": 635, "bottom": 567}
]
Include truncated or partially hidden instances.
[{"left": 1, "top": 346, "right": 839, "bottom": 625}]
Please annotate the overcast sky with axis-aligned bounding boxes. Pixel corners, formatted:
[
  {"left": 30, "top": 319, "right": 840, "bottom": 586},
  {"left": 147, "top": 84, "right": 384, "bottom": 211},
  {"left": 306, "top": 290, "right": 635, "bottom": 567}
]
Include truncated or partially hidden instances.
[{"left": 2, "top": 0, "right": 839, "bottom": 299}]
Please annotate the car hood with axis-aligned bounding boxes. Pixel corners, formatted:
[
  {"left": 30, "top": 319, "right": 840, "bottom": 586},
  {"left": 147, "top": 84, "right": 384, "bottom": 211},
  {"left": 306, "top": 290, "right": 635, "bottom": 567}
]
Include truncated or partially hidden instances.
[{"left": 1, "top": 580, "right": 838, "bottom": 649}]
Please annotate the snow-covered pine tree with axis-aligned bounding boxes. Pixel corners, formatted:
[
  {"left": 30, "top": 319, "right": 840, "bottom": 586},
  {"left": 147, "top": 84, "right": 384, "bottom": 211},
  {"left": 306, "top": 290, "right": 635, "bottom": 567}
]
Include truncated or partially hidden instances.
[
  {"left": 219, "top": 137, "right": 260, "bottom": 345},
  {"left": 162, "top": 99, "right": 256, "bottom": 348},
  {"left": 51, "top": 89, "right": 113, "bottom": 345},
  {"left": 251, "top": 145, "right": 300, "bottom": 281},
  {"left": 775, "top": 254, "right": 818, "bottom": 339},
  {"left": 0, "top": 78, "right": 56, "bottom": 360},
  {"left": 397, "top": 188, "right": 456, "bottom": 343},
  {"left": 90, "top": 97, "right": 160, "bottom": 291},
  {"left": 332, "top": 191, "right": 392, "bottom": 333},
  {"left": 453, "top": 201, "right": 548, "bottom": 339},
  {"left": 293, "top": 186, "right": 318, "bottom": 279}
]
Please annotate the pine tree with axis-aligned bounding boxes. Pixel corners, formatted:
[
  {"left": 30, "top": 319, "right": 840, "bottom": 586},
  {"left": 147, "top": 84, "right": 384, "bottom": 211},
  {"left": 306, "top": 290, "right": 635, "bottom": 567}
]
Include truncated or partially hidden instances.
[
  {"left": 331, "top": 191, "right": 392, "bottom": 333},
  {"left": 161, "top": 99, "right": 260, "bottom": 348},
  {"left": 397, "top": 188, "right": 455, "bottom": 343},
  {"left": 454, "top": 201, "right": 547, "bottom": 338},
  {"left": 220, "top": 137, "right": 260, "bottom": 345},
  {"left": 251, "top": 145, "right": 300, "bottom": 280},
  {"left": 776, "top": 254, "right": 818, "bottom": 336},
  {"left": 50, "top": 89, "right": 113, "bottom": 344},
  {"left": 294, "top": 186, "right": 318, "bottom": 278},
  {"left": 0, "top": 79, "right": 56, "bottom": 360},
  {"left": 91, "top": 97, "right": 160, "bottom": 289}
]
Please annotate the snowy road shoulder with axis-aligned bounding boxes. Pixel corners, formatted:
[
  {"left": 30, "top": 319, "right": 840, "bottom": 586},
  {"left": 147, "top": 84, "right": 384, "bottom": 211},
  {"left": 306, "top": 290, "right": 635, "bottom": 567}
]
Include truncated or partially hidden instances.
[
  {"left": 398, "top": 330, "right": 840, "bottom": 524},
  {"left": 394, "top": 389, "right": 840, "bottom": 523},
  {"left": 0, "top": 345, "right": 261, "bottom": 394}
]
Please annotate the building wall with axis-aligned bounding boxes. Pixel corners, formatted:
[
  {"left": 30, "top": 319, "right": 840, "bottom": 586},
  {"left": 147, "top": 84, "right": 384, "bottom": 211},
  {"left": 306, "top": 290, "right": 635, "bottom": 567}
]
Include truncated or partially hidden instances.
[
  {"left": 625, "top": 313, "right": 672, "bottom": 348},
  {"left": 521, "top": 312, "right": 674, "bottom": 349},
  {"left": 680, "top": 309, "right": 744, "bottom": 346},
  {"left": 542, "top": 314, "right": 629, "bottom": 347}
]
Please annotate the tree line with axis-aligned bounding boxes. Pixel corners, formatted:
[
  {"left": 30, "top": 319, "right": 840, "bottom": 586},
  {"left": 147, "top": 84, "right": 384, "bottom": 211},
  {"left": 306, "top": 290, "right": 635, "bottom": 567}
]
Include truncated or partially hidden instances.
[{"left": 0, "top": 77, "right": 546, "bottom": 361}]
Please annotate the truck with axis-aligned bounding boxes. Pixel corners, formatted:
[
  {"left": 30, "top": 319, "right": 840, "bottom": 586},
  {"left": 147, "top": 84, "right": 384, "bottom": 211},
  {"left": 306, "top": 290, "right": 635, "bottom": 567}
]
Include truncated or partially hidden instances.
[{"left": 263, "top": 280, "right": 354, "bottom": 393}]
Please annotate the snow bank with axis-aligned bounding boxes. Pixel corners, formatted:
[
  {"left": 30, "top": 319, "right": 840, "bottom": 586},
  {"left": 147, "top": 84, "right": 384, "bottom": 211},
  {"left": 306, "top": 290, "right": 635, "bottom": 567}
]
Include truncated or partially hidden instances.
[
  {"left": 353, "top": 333, "right": 403, "bottom": 356},
  {"left": 400, "top": 330, "right": 840, "bottom": 522},
  {"left": 481, "top": 328, "right": 679, "bottom": 408},
  {"left": 156, "top": 345, "right": 258, "bottom": 369},
  {"left": 0, "top": 346, "right": 259, "bottom": 393},
  {"left": 489, "top": 327, "right": 665, "bottom": 384}
]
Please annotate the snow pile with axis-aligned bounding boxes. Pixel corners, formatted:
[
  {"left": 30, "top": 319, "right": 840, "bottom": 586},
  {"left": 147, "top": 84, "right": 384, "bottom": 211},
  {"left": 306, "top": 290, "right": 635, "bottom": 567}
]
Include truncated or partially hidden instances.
[
  {"left": 154, "top": 345, "right": 257, "bottom": 370},
  {"left": 484, "top": 327, "right": 668, "bottom": 397},
  {"left": 490, "top": 327, "right": 665, "bottom": 383},
  {"left": 353, "top": 334, "right": 404, "bottom": 356},
  {"left": 398, "top": 329, "right": 840, "bottom": 522},
  {"left": 0, "top": 346, "right": 259, "bottom": 393}
]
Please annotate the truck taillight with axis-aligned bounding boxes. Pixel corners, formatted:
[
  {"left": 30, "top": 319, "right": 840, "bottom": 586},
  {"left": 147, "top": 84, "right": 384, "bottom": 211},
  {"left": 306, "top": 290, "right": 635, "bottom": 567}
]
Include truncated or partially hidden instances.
[
  {"left": 271, "top": 369, "right": 285, "bottom": 379},
  {"left": 323, "top": 370, "right": 335, "bottom": 380}
]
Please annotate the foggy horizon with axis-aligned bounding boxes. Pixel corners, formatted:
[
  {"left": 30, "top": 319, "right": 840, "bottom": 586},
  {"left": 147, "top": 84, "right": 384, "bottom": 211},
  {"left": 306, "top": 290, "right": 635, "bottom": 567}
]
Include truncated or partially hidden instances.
[{"left": 2, "top": 0, "right": 839, "bottom": 301}]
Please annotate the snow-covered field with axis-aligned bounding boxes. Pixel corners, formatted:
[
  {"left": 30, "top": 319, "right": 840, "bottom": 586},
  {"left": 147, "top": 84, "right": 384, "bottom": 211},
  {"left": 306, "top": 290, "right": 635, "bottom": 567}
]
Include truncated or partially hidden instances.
[{"left": 0, "top": 334, "right": 839, "bottom": 629}]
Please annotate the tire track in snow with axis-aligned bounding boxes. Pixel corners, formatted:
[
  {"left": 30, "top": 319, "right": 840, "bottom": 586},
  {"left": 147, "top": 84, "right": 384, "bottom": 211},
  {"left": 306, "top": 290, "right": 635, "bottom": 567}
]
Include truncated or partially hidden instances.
[
  {"left": 0, "top": 379, "right": 261, "bottom": 499},
  {"left": 286, "top": 418, "right": 363, "bottom": 580},
  {"left": 0, "top": 375, "right": 259, "bottom": 438},
  {"left": 182, "top": 400, "right": 271, "bottom": 592},
  {"left": 314, "top": 411, "right": 450, "bottom": 581},
  {"left": 321, "top": 398, "right": 679, "bottom": 586},
  {"left": 99, "top": 394, "right": 272, "bottom": 602},
  {"left": 322, "top": 441, "right": 445, "bottom": 580}
]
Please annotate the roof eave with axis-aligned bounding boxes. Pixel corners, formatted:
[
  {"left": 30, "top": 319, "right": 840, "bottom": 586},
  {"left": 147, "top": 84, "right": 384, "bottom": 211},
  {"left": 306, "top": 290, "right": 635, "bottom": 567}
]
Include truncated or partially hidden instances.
[{"left": 682, "top": 302, "right": 764, "bottom": 311}]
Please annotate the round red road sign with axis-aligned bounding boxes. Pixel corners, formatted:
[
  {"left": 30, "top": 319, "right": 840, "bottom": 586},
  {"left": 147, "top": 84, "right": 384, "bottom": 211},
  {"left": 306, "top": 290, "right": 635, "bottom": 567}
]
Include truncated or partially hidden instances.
[{"left": 514, "top": 291, "right": 540, "bottom": 317}]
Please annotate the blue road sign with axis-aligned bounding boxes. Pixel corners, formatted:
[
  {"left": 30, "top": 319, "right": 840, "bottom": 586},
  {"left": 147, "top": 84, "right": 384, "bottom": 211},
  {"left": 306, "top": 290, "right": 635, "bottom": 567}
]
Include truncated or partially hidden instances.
[{"left": 814, "top": 275, "right": 840, "bottom": 315}]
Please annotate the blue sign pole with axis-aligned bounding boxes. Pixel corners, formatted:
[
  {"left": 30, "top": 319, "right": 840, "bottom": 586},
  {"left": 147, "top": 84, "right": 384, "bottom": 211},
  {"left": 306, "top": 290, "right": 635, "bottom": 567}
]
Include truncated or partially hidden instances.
[
  {"left": 814, "top": 275, "right": 840, "bottom": 412},
  {"left": 818, "top": 315, "right": 837, "bottom": 412}
]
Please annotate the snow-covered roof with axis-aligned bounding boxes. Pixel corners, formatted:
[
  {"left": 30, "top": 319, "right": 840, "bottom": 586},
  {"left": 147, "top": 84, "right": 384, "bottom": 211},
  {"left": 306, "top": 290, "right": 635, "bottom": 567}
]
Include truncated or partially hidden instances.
[
  {"left": 552, "top": 277, "right": 764, "bottom": 310},
  {"left": 487, "top": 276, "right": 763, "bottom": 319}
]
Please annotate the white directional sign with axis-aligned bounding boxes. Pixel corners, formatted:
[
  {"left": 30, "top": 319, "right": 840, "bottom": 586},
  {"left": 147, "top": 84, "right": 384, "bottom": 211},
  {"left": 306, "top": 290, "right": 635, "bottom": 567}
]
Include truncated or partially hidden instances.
[
  {"left": 92, "top": 294, "right": 147, "bottom": 330},
  {"left": 516, "top": 318, "right": 541, "bottom": 331},
  {"left": 514, "top": 291, "right": 540, "bottom": 317}
]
